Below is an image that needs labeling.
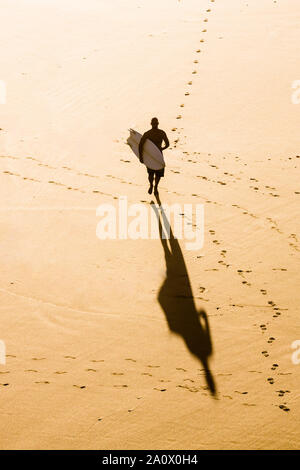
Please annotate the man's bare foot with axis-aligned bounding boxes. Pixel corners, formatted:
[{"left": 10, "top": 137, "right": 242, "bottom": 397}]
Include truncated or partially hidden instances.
[{"left": 148, "top": 185, "right": 153, "bottom": 194}]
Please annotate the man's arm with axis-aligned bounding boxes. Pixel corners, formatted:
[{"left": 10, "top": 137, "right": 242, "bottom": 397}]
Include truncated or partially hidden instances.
[
  {"left": 138, "top": 133, "right": 146, "bottom": 163},
  {"left": 161, "top": 132, "right": 170, "bottom": 151}
]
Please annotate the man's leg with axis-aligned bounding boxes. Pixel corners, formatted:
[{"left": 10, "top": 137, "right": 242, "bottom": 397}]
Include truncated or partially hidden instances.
[
  {"left": 148, "top": 171, "right": 154, "bottom": 194},
  {"left": 154, "top": 174, "right": 161, "bottom": 194}
]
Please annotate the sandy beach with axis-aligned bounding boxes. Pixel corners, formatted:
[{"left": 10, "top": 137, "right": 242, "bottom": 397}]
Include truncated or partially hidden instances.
[{"left": 0, "top": 0, "right": 299, "bottom": 449}]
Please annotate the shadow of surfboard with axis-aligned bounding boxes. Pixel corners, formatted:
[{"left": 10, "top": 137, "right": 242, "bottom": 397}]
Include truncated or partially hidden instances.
[{"left": 151, "top": 196, "right": 216, "bottom": 396}]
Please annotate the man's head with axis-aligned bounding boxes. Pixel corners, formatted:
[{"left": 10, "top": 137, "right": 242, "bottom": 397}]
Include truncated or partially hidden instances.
[{"left": 151, "top": 117, "right": 159, "bottom": 129}]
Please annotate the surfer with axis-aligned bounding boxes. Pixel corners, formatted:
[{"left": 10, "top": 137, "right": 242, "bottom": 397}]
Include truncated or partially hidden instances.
[{"left": 139, "top": 117, "right": 169, "bottom": 195}]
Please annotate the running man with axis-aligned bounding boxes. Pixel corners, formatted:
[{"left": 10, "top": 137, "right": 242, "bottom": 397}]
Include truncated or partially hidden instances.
[{"left": 139, "top": 117, "right": 169, "bottom": 195}]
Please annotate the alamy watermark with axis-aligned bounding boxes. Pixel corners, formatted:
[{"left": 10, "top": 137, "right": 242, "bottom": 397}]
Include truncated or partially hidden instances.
[
  {"left": 291, "top": 340, "right": 300, "bottom": 365},
  {"left": 96, "top": 196, "right": 204, "bottom": 251},
  {"left": 0, "top": 80, "right": 6, "bottom": 104},
  {"left": 291, "top": 80, "right": 300, "bottom": 104},
  {"left": 0, "top": 340, "right": 6, "bottom": 365}
]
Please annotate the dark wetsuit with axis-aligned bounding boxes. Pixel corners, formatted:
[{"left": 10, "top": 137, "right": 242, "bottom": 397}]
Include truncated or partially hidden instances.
[{"left": 139, "top": 128, "right": 169, "bottom": 177}]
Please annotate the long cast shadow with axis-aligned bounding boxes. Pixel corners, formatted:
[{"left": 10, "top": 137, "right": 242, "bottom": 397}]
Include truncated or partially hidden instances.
[{"left": 151, "top": 195, "right": 216, "bottom": 395}]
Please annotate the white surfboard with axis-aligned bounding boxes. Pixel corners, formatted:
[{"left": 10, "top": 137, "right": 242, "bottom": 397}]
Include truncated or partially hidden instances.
[{"left": 127, "top": 128, "right": 165, "bottom": 170}]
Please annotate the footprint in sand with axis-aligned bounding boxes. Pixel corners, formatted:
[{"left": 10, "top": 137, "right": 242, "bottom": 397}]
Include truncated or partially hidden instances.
[
  {"left": 279, "top": 404, "right": 290, "bottom": 412},
  {"left": 277, "top": 390, "right": 290, "bottom": 397},
  {"left": 267, "top": 337, "right": 276, "bottom": 344},
  {"left": 262, "top": 351, "right": 269, "bottom": 358},
  {"left": 271, "top": 364, "right": 279, "bottom": 371},
  {"left": 23, "top": 177, "right": 41, "bottom": 182},
  {"left": 267, "top": 377, "right": 274, "bottom": 385},
  {"left": 177, "top": 384, "right": 202, "bottom": 393},
  {"left": 272, "top": 268, "right": 287, "bottom": 272},
  {"left": 218, "top": 260, "right": 227, "bottom": 266}
]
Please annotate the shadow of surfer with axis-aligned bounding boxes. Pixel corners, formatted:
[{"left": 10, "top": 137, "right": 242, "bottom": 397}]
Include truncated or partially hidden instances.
[{"left": 151, "top": 196, "right": 216, "bottom": 395}]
